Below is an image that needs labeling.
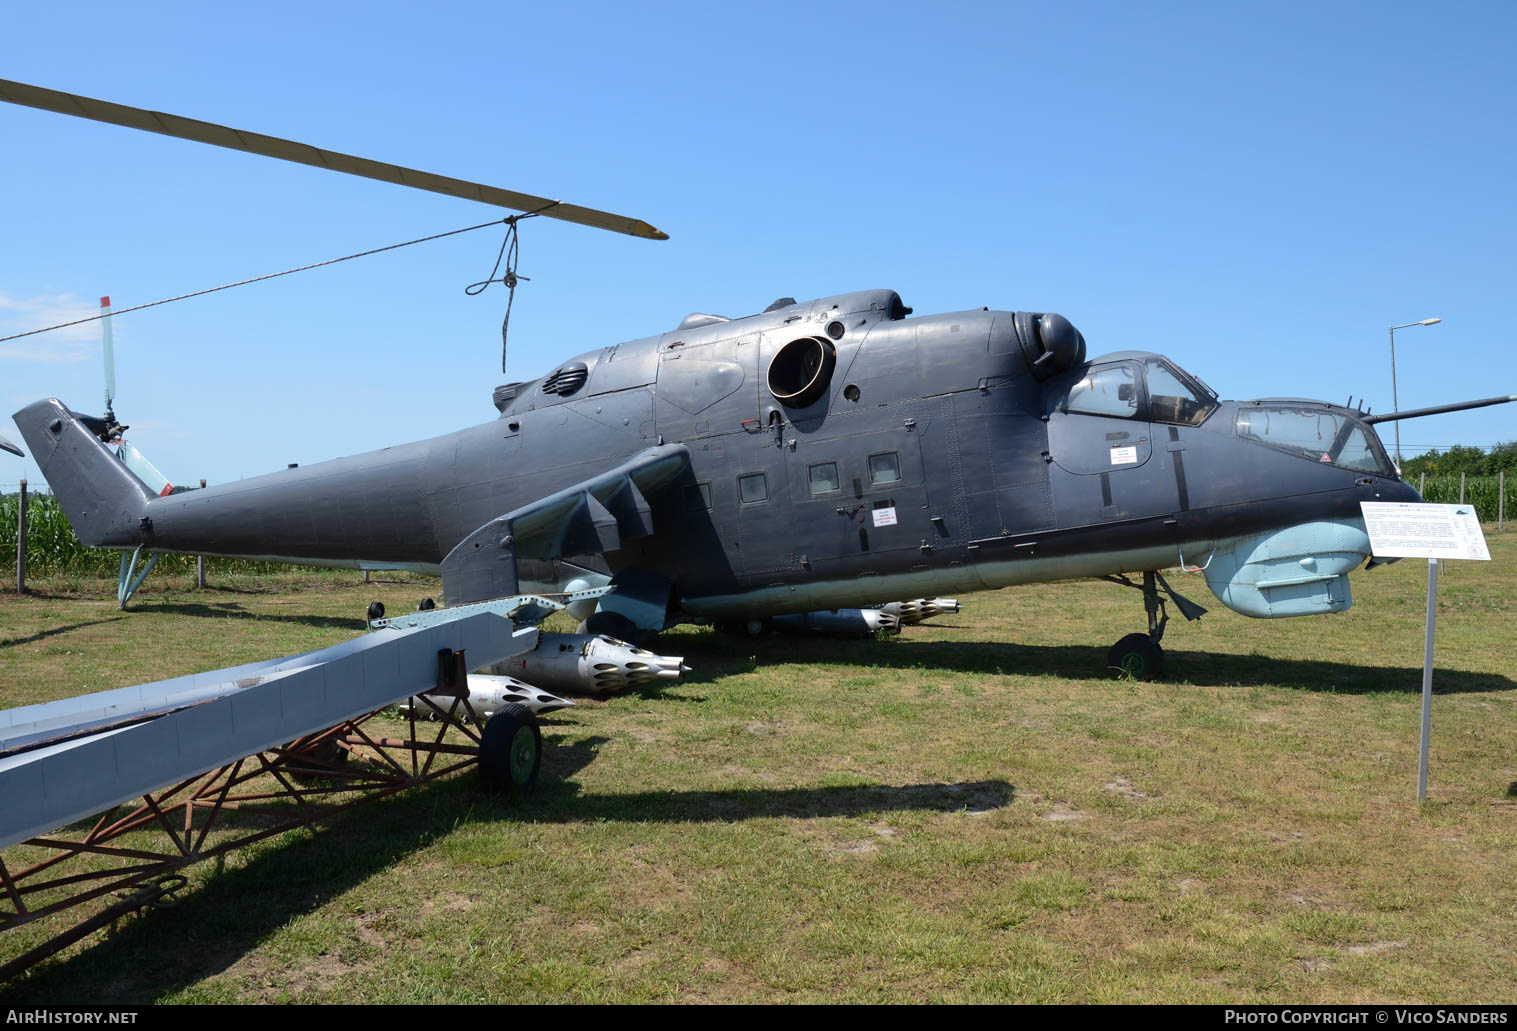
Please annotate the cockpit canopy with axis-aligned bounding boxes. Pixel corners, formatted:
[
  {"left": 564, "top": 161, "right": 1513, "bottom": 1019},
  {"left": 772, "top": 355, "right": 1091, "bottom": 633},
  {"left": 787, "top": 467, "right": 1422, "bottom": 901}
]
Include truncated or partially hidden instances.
[
  {"left": 1058, "top": 356, "right": 1218, "bottom": 426},
  {"left": 1234, "top": 405, "right": 1393, "bottom": 476}
]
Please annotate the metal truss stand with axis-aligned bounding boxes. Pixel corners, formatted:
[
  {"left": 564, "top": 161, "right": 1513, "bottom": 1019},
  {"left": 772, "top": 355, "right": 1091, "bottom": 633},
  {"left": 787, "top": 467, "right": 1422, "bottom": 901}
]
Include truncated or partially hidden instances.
[{"left": 0, "top": 654, "right": 487, "bottom": 980}]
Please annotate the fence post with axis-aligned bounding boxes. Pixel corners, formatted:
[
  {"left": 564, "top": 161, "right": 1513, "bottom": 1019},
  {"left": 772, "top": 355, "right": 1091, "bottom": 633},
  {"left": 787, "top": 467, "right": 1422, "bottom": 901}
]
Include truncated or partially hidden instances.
[
  {"left": 1419, "top": 471, "right": 1425, "bottom": 495},
  {"left": 15, "top": 478, "right": 27, "bottom": 595},
  {"left": 1459, "top": 472, "right": 1466, "bottom": 505},
  {"left": 363, "top": 569, "right": 371, "bottom": 584},
  {"left": 197, "top": 479, "right": 207, "bottom": 588},
  {"left": 1501, "top": 470, "right": 1506, "bottom": 530}
]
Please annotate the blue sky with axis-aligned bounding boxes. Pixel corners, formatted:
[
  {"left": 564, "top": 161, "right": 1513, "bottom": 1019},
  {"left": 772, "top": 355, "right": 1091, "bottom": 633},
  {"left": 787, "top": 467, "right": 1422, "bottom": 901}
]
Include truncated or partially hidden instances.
[{"left": 3, "top": 1, "right": 1514, "bottom": 487}]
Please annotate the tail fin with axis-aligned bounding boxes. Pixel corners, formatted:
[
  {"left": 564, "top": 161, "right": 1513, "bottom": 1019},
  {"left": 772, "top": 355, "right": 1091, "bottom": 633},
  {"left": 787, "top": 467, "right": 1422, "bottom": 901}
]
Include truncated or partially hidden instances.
[{"left": 13, "top": 399, "right": 153, "bottom": 548}]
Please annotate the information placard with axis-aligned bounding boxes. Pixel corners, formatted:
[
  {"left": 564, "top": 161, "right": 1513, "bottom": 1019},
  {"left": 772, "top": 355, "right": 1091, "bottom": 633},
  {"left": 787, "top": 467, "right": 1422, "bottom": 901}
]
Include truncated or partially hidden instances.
[{"left": 1359, "top": 502, "right": 1490, "bottom": 561}]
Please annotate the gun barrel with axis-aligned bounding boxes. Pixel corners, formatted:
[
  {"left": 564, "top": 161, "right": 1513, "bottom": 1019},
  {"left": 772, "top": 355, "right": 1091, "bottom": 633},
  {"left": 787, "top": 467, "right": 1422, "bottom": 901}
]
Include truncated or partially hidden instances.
[{"left": 1363, "top": 394, "right": 1516, "bottom": 424}]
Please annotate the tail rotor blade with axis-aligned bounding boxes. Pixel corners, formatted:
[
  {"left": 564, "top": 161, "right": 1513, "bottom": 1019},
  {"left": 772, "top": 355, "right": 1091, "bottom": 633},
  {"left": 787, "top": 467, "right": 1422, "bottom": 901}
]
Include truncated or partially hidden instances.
[
  {"left": 114, "top": 439, "right": 174, "bottom": 496},
  {"left": 100, "top": 296, "right": 116, "bottom": 417}
]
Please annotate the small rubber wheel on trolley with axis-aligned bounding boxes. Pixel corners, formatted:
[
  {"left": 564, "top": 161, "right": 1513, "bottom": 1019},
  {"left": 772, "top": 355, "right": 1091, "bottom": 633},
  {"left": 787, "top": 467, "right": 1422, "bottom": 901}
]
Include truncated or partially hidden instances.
[{"left": 479, "top": 703, "right": 541, "bottom": 796}]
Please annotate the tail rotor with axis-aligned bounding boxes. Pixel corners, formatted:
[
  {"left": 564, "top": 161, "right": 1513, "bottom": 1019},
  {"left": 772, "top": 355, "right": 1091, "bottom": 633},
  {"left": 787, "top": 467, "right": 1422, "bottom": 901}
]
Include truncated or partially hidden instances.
[{"left": 94, "top": 296, "right": 175, "bottom": 497}]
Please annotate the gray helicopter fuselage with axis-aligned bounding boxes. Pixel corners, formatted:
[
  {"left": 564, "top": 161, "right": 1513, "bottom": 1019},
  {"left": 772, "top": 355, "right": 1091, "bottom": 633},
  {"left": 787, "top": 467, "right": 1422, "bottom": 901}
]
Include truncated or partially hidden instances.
[{"left": 15, "top": 288, "right": 1419, "bottom": 624}]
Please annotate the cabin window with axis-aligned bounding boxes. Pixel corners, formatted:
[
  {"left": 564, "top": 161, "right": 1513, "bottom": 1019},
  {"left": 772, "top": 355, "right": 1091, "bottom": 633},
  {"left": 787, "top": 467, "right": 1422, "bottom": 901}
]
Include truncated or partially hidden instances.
[
  {"left": 868, "top": 451, "right": 902, "bottom": 485},
  {"left": 687, "top": 481, "right": 713, "bottom": 509},
  {"left": 807, "top": 461, "right": 841, "bottom": 496},
  {"left": 1145, "top": 359, "right": 1216, "bottom": 425},
  {"left": 1064, "top": 365, "right": 1139, "bottom": 419},
  {"left": 738, "top": 473, "right": 768, "bottom": 504}
]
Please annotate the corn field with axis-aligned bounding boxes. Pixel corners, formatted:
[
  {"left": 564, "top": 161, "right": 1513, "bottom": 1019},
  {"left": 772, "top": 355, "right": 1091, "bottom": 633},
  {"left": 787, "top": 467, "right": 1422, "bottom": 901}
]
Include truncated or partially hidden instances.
[
  {"left": 1, "top": 493, "right": 310, "bottom": 578},
  {"left": 1418, "top": 474, "right": 1513, "bottom": 522}
]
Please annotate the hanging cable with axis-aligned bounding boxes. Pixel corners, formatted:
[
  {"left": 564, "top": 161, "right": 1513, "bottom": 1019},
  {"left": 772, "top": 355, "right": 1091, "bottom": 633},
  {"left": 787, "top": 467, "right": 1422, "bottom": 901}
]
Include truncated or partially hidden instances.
[
  {"left": 464, "top": 205, "right": 555, "bottom": 373},
  {"left": 0, "top": 217, "right": 518, "bottom": 345}
]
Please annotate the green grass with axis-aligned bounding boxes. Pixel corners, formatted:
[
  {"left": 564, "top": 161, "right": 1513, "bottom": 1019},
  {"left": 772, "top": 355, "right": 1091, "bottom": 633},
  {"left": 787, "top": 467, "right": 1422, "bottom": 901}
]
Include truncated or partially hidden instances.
[{"left": 1, "top": 531, "right": 1515, "bottom": 1004}]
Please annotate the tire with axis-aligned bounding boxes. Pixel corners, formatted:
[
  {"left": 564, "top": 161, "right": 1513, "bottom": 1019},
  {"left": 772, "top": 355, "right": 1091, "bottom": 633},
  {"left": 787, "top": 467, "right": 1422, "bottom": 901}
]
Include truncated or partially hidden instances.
[
  {"left": 479, "top": 703, "right": 541, "bottom": 795},
  {"left": 287, "top": 739, "right": 350, "bottom": 782},
  {"left": 579, "top": 610, "right": 640, "bottom": 642},
  {"left": 1108, "top": 633, "right": 1164, "bottom": 680}
]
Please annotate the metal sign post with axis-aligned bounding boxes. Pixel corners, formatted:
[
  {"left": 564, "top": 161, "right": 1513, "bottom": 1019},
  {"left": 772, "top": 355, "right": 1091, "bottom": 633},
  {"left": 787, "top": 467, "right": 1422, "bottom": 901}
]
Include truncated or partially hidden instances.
[
  {"left": 1360, "top": 502, "right": 1491, "bottom": 802},
  {"left": 1418, "top": 558, "right": 1436, "bottom": 801}
]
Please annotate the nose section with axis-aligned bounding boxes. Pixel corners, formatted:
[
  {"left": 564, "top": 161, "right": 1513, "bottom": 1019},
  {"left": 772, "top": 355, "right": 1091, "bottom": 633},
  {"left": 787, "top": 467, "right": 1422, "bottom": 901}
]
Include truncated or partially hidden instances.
[{"left": 1382, "top": 477, "right": 1423, "bottom": 504}]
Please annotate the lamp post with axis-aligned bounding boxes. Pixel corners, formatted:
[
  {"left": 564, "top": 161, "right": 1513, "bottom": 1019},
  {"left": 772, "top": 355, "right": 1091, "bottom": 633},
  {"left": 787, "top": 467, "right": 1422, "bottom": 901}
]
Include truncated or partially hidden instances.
[{"left": 1389, "top": 318, "right": 1442, "bottom": 469}]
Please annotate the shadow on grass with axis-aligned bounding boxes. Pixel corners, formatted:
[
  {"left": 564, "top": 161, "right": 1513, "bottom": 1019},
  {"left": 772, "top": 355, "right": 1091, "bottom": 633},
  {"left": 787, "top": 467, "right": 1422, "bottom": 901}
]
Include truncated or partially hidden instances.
[
  {"left": 669, "top": 632, "right": 1517, "bottom": 695},
  {"left": 0, "top": 618, "right": 126, "bottom": 650},
  {"left": 0, "top": 731, "right": 1007, "bottom": 1003},
  {"left": 130, "top": 601, "right": 365, "bottom": 632},
  {"left": 531, "top": 778, "right": 1015, "bottom": 823}
]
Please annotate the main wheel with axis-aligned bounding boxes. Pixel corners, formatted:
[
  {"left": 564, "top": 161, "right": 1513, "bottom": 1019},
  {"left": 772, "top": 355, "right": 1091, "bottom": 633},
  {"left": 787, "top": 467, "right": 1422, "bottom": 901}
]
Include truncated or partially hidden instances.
[
  {"left": 715, "top": 617, "right": 770, "bottom": 636},
  {"left": 479, "top": 703, "right": 541, "bottom": 795},
  {"left": 1108, "top": 633, "right": 1164, "bottom": 680},
  {"left": 578, "top": 610, "right": 640, "bottom": 642},
  {"left": 287, "top": 738, "right": 350, "bottom": 782}
]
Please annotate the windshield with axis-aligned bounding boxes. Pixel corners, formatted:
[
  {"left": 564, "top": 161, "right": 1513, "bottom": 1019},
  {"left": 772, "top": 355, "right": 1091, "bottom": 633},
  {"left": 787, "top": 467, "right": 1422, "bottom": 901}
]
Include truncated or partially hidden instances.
[{"left": 1234, "top": 406, "right": 1393, "bottom": 476}]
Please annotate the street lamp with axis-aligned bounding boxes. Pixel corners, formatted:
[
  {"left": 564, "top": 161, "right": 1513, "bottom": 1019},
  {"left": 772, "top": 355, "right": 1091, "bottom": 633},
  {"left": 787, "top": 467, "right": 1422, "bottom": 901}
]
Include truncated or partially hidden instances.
[{"left": 1389, "top": 317, "right": 1442, "bottom": 468}]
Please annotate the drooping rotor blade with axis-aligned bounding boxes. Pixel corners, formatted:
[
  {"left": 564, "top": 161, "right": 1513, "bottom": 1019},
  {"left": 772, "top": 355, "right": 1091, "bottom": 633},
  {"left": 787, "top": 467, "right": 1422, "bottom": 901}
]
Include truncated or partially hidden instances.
[
  {"left": 1361, "top": 394, "right": 1516, "bottom": 424},
  {"left": 0, "top": 432, "right": 22, "bottom": 458},
  {"left": 0, "top": 78, "right": 669, "bottom": 241}
]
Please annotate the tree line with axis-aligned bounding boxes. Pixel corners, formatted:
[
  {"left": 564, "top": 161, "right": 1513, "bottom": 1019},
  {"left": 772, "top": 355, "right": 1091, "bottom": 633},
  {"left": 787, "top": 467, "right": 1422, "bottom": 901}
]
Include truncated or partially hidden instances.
[{"left": 1399, "top": 441, "right": 1517, "bottom": 477}]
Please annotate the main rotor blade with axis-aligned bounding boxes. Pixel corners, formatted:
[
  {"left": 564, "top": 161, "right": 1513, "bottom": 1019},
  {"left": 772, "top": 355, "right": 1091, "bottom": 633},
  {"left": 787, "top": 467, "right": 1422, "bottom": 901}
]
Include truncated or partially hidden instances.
[{"left": 0, "top": 78, "right": 668, "bottom": 241}]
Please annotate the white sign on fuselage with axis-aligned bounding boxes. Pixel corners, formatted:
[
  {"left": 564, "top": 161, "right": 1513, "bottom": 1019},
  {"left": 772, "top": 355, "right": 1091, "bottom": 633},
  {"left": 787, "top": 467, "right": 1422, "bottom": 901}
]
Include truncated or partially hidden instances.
[{"left": 1359, "top": 502, "right": 1491, "bottom": 561}]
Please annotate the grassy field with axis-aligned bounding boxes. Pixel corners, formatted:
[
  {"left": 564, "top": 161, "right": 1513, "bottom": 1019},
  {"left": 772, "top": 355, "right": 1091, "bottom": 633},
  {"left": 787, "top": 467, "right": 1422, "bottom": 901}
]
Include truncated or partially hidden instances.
[{"left": 0, "top": 539, "right": 1514, "bottom": 1004}]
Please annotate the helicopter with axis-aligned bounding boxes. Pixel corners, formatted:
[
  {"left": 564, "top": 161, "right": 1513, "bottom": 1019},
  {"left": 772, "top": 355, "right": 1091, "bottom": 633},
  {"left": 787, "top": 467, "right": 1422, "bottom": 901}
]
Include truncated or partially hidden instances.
[{"left": 7, "top": 79, "right": 1514, "bottom": 679}]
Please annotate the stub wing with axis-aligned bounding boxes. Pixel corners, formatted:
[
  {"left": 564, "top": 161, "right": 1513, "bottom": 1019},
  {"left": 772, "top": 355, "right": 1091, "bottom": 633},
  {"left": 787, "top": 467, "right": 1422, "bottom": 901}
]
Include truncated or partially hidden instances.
[{"left": 440, "top": 443, "right": 691, "bottom": 606}]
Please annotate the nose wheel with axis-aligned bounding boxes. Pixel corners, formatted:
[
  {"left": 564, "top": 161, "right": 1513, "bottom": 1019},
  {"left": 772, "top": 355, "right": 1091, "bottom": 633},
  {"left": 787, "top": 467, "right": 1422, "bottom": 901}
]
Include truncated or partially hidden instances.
[
  {"left": 1108, "top": 632, "right": 1164, "bottom": 680},
  {"left": 1100, "top": 570, "right": 1207, "bottom": 681}
]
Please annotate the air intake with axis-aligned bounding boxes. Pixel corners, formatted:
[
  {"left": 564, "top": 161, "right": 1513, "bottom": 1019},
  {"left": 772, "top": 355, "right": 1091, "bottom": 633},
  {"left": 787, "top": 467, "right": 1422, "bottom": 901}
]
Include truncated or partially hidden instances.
[
  {"left": 1014, "top": 312, "right": 1086, "bottom": 380},
  {"left": 541, "top": 362, "right": 589, "bottom": 396},
  {"left": 493, "top": 382, "right": 523, "bottom": 413}
]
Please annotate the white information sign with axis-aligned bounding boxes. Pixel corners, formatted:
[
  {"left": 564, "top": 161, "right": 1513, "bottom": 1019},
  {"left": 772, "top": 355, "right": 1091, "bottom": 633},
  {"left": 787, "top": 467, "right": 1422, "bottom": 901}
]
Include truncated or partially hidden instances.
[
  {"left": 871, "top": 505, "right": 897, "bottom": 528},
  {"left": 1110, "top": 446, "right": 1138, "bottom": 466},
  {"left": 1360, "top": 502, "right": 1490, "bottom": 561},
  {"left": 1360, "top": 501, "right": 1494, "bottom": 801}
]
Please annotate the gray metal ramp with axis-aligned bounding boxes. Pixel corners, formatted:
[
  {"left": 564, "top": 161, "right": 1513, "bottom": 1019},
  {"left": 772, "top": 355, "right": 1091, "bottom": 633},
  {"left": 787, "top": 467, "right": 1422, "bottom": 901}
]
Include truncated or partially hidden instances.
[{"left": 0, "top": 612, "right": 534, "bottom": 851}]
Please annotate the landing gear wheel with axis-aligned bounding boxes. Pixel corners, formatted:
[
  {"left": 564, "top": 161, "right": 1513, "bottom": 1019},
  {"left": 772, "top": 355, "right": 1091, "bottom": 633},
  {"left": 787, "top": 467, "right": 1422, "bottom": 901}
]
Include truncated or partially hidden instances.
[
  {"left": 287, "top": 739, "right": 350, "bottom": 782},
  {"left": 578, "top": 611, "right": 640, "bottom": 642},
  {"left": 479, "top": 703, "right": 541, "bottom": 796},
  {"left": 715, "top": 617, "right": 770, "bottom": 636},
  {"left": 1108, "top": 633, "right": 1164, "bottom": 681}
]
